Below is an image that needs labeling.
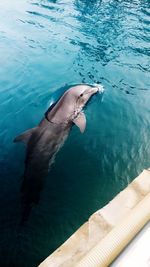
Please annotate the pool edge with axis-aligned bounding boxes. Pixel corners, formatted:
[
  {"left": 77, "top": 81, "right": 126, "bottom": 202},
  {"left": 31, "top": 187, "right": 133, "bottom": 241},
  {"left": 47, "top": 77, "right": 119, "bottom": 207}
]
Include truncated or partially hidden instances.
[{"left": 38, "top": 169, "right": 150, "bottom": 267}]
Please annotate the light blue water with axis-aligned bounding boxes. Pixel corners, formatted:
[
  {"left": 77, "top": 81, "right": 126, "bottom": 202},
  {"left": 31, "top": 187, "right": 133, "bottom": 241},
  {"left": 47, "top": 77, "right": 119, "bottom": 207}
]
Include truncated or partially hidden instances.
[{"left": 0, "top": 0, "right": 150, "bottom": 266}]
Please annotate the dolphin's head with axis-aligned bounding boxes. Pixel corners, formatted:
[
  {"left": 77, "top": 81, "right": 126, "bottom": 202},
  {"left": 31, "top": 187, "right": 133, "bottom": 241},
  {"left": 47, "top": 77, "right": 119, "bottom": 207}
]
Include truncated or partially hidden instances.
[
  {"left": 67, "top": 84, "right": 103, "bottom": 111},
  {"left": 47, "top": 83, "right": 104, "bottom": 132}
]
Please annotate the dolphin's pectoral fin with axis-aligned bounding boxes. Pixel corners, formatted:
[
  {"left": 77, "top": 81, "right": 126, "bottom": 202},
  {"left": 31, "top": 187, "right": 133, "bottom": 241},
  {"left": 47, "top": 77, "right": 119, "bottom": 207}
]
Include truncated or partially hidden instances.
[
  {"left": 14, "top": 127, "right": 37, "bottom": 144},
  {"left": 73, "top": 112, "right": 86, "bottom": 133}
]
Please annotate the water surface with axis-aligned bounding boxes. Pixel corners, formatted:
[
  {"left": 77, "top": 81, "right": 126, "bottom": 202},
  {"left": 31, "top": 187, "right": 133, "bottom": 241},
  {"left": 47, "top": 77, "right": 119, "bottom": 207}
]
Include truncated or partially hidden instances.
[{"left": 0, "top": 0, "right": 150, "bottom": 266}]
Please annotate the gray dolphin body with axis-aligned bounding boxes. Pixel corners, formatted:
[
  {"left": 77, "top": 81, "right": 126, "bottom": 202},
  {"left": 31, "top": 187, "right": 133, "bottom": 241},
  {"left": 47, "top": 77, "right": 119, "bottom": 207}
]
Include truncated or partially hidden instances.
[{"left": 14, "top": 84, "right": 103, "bottom": 221}]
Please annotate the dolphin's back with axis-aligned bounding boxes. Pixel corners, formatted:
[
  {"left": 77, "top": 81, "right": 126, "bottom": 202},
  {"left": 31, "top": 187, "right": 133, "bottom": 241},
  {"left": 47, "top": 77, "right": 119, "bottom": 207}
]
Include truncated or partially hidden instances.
[{"left": 21, "top": 119, "right": 71, "bottom": 221}]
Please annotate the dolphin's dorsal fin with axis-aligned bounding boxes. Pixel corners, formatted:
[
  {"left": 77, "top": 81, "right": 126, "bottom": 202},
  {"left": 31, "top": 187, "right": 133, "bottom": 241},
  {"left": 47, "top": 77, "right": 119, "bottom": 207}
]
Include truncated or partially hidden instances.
[
  {"left": 73, "top": 112, "right": 86, "bottom": 133},
  {"left": 14, "top": 127, "right": 37, "bottom": 144}
]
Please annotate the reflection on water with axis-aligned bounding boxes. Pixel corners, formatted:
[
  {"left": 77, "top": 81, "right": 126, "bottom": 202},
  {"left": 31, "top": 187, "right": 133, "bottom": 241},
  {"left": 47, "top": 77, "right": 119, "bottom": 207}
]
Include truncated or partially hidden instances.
[{"left": 0, "top": 0, "right": 150, "bottom": 266}]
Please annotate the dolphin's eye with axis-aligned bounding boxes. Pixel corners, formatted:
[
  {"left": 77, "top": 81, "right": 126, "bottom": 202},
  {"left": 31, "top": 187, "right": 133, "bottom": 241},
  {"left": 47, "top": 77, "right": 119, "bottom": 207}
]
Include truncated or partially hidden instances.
[{"left": 80, "top": 93, "right": 83, "bottom": 97}]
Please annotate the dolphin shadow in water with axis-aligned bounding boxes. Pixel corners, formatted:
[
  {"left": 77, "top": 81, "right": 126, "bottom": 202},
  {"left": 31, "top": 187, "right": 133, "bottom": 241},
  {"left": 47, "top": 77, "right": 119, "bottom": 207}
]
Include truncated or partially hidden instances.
[{"left": 14, "top": 84, "right": 104, "bottom": 224}]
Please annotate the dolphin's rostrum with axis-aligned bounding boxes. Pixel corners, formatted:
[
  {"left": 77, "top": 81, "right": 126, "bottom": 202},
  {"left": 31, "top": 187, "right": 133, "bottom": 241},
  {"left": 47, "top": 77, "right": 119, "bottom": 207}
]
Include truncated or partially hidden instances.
[{"left": 14, "top": 84, "right": 104, "bottom": 222}]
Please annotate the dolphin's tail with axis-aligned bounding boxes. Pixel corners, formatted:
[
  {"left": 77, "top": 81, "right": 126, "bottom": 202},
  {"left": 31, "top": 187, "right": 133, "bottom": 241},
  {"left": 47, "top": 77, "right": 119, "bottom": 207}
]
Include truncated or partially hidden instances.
[{"left": 20, "top": 167, "right": 47, "bottom": 225}]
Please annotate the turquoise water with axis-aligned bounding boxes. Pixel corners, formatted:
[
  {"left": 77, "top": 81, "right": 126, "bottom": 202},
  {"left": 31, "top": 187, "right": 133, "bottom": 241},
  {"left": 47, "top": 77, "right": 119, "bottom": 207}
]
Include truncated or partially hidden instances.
[{"left": 0, "top": 0, "right": 150, "bottom": 266}]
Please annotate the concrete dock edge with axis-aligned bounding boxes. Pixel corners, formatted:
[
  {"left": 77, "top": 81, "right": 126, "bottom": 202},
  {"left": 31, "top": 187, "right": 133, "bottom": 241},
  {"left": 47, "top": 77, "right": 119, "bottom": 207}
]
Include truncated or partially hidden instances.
[{"left": 38, "top": 169, "right": 150, "bottom": 267}]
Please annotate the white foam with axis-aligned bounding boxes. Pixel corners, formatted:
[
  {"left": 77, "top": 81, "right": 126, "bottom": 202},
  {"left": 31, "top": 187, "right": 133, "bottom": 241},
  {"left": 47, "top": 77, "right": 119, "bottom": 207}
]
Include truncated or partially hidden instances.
[{"left": 93, "top": 83, "right": 105, "bottom": 93}]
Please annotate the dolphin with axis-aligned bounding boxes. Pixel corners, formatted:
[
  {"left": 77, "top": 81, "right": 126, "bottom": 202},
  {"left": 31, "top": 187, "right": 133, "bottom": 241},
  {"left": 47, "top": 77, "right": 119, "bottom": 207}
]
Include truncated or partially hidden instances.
[{"left": 14, "top": 84, "right": 104, "bottom": 222}]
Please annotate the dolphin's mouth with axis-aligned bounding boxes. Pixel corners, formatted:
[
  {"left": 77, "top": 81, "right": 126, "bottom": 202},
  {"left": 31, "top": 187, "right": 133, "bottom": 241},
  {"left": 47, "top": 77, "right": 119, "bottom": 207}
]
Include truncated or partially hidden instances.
[
  {"left": 91, "top": 83, "right": 105, "bottom": 94},
  {"left": 82, "top": 83, "right": 104, "bottom": 97},
  {"left": 84, "top": 85, "right": 104, "bottom": 109}
]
